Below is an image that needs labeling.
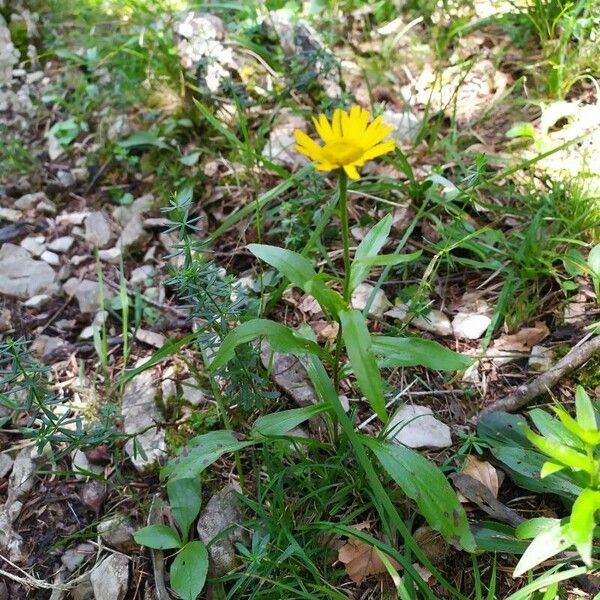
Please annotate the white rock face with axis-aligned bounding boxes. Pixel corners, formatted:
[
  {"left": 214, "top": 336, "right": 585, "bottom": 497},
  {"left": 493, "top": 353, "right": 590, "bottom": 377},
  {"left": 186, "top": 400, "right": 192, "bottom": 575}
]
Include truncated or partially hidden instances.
[
  {"left": 528, "top": 345, "right": 555, "bottom": 372},
  {"left": 63, "top": 278, "right": 107, "bottom": 314},
  {"left": 264, "top": 113, "right": 309, "bottom": 169},
  {"left": 382, "top": 109, "right": 421, "bottom": 144},
  {"left": 85, "top": 211, "right": 112, "bottom": 248},
  {"left": 0, "top": 243, "right": 57, "bottom": 298},
  {"left": 452, "top": 313, "right": 491, "bottom": 340},
  {"left": 90, "top": 554, "right": 129, "bottom": 600},
  {"left": 351, "top": 283, "right": 391, "bottom": 319},
  {"left": 385, "top": 304, "right": 452, "bottom": 337},
  {"left": 122, "top": 365, "right": 166, "bottom": 472},
  {"left": 387, "top": 404, "right": 452, "bottom": 449}
]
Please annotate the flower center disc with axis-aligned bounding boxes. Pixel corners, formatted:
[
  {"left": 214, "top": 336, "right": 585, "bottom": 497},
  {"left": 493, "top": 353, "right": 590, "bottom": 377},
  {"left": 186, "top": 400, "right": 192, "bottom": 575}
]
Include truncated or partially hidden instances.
[{"left": 322, "top": 141, "right": 363, "bottom": 165}]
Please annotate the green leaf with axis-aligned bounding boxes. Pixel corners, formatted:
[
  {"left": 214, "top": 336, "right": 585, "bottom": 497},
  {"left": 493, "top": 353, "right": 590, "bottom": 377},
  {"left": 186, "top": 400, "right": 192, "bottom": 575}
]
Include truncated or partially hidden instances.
[
  {"left": 540, "top": 461, "right": 566, "bottom": 478},
  {"left": 117, "top": 130, "right": 171, "bottom": 150},
  {"left": 515, "top": 517, "right": 560, "bottom": 540},
  {"left": 569, "top": 488, "right": 600, "bottom": 565},
  {"left": 551, "top": 405, "right": 600, "bottom": 446},
  {"left": 167, "top": 478, "right": 202, "bottom": 542},
  {"left": 349, "top": 214, "right": 393, "bottom": 292},
  {"left": 354, "top": 251, "right": 422, "bottom": 268},
  {"left": 473, "top": 521, "right": 529, "bottom": 554},
  {"left": 588, "top": 244, "right": 600, "bottom": 275},
  {"left": 528, "top": 408, "right": 582, "bottom": 448},
  {"left": 575, "top": 386, "right": 597, "bottom": 432},
  {"left": 339, "top": 309, "right": 387, "bottom": 422},
  {"left": 523, "top": 427, "right": 594, "bottom": 474},
  {"left": 133, "top": 524, "right": 181, "bottom": 550},
  {"left": 371, "top": 336, "right": 472, "bottom": 371},
  {"left": 179, "top": 151, "right": 202, "bottom": 166},
  {"left": 248, "top": 244, "right": 316, "bottom": 285},
  {"left": 160, "top": 430, "right": 255, "bottom": 481},
  {"left": 513, "top": 520, "right": 572, "bottom": 577},
  {"left": 171, "top": 541, "right": 209, "bottom": 600},
  {"left": 209, "top": 319, "right": 321, "bottom": 371},
  {"left": 252, "top": 404, "right": 328, "bottom": 436},
  {"left": 248, "top": 244, "right": 345, "bottom": 316},
  {"left": 506, "top": 122, "right": 536, "bottom": 139},
  {"left": 363, "top": 437, "right": 476, "bottom": 552},
  {"left": 477, "top": 411, "right": 530, "bottom": 448}
]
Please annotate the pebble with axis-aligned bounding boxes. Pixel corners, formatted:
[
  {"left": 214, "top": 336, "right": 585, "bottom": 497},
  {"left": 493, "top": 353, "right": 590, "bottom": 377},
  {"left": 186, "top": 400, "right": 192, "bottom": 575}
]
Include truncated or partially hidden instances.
[
  {"left": 63, "top": 278, "right": 108, "bottom": 314},
  {"left": 61, "top": 543, "right": 95, "bottom": 572},
  {"left": 528, "top": 345, "right": 555, "bottom": 372},
  {"left": 351, "top": 283, "right": 392, "bottom": 319},
  {"left": 0, "top": 453, "right": 13, "bottom": 479},
  {"left": 387, "top": 404, "right": 452, "bottom": 449},
  {"left": 181, "top": 378, "right": 206, "bottom": 406},
  {"left": 134, "top": 329, "right": 165, "bottom": 348},
  {"left": 385, "top": 304, "right": 452, "bottom": 337},
  {"left": 14, "top": 191, "right": 48, "bottom": 210},
  {"left": 98, "top": 247, "right": 121, "bottom": 263},
  {"left": 20, "top": 235, "right": 46, "bottom": 256},
  {"left": 84, "top": 211, "right": 112, "bottom": 248},
  {"left": 0, "top": 207, "right": 22, "bottom": 222},
  {"left": 48, "top": 236, "right": 75, "bottom": 253},
  {"left": 130, "top": 265, "right": 154, "bottom": 285},
  {"left": 23, "top": 294, "right": 51, "bottom": 309},
  {"left": 90, "top": 554, "right": 129, "bottom": 600},
  {"left": 97, "top": 515, "right": 136, "bottom": 552},
  {"left": 72, "top": 449, "right": 104, "bottom": 479},
  {"left": 0, "top": 243, "right": 57, "bottom": 298},
  {"left": 452, "top": 313, "right": 491, "bottom": 340},
  {"left": 41, "top": 250, "right": 60, "bottom": 266}
]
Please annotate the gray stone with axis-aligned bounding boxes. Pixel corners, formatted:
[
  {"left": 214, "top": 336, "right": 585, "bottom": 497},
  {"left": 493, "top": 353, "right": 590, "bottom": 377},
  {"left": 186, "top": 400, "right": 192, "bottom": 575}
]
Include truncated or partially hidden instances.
[
  {"left": 161, "top": 377, "right": 177, "bottom": 407},
  {"left": 7, "top": 448, "right": 35, "bottom": 505},
  {"left": 41, "top": 250, "right": 60, "bottom": 266},
  {"left": 0, "top": 307, "right": 11, "bottom": 332},
  {"left": 48, "top": 236, "right": 75, "bottom": 253},
  {"left": 84, "top": 212, "right": 112, "bottom": 248},
  {"left": 57, "top": 212, "right": 88, "bottom": 225},
  {"left": 0, "top": 501, "right": 24, "bottom": 562},
  {"left": 98, "top": 247, "right": 121, "bottom": 263},
  {"left": 90, "top": 554, "right": 129, "bottom": 600},
  {"left": 20, "top": 235, "right": 46, "bottom": 256},
  {"left": 47, "top": 131, "right": 64, "bottom": 161},
  {"left": 264, "top": 113, "right": 309, "bottom": 169},
  {"left": 122, "top": 365, "right": 166, "bottom": 472},
  {"left": 387, "top": 404, "right": 452, "bottom": 449},
  {"left": 37, "top": 199, "right": 57, "bottom": 215},
  {"left": 56, "top": 170, "right": 75, "bottom": 188},
  {"left": 385, "top": 304, "right": 452, "bottom": 337},
  {"left": 452, "top": 313, "right": 491, "bottom": 340},
  {"left": 134, "top": 329, "right": 165, "bottom": 348},
  {"left": 528, "top": 345, "right": 555, "bottom": 372},
  {"left": 130, "top": 265, "right": 154, "bottom": 285},
  {"left": 118, "top": 215, "right": 149, "bottom": 249},
  {"left": 61, "top": 543, "right": 95, "bottom": 572},
  {"left": 14, "top": 191, "right": 48, "bottom": 210},
  {"left": 197, "top": 484, "right": 247, "bottom": 576},
  {"left": 382, "top": 109, "right": 421, "bottom": 145},
  {"left": 351, "top": 283, "right": 391, "bottom": 319},
  {"left": 23, "top": 294, "right": 50, "bottom": 309},
  {"left": 79, "top": 311, "right": 108, "bottom": 341},
  {"left": 31, "top": 335, "right": 69, "bottom": 361},
  {"left": 181, "top": 378, "right": 205, "bottom": 406},
  {"left": 0, "top": 14, "right": 19, "bottom": 85},
  {"left": 72, "top": 449, "right": 104, "bottom": 479},
  {"left": 97, "top": 515, "right": 136, "bottom": 552},
  {"left": 71, "top": 575, "right": 94, "bottom": 600},
  {"left": 0, "top": 243, "right": 56, "bottom": 299},
  {"left": 0, "top": 453, "right": 13, "bottom": 479},
  {"left": 81, "top": 481, "right": 107, "bottom": 513},
  {"left": 0, "top": 207, "right": 22, "bottom": 222},
  {"left": 63, "top": 278, "right": 108, "bottom": 314}
]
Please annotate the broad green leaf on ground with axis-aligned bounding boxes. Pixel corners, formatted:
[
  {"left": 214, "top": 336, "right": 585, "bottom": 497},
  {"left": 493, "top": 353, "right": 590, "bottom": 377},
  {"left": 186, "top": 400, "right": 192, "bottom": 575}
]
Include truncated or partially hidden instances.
[
  {"left": 161, "top": 430, "right": 255, "bottom": 481},
  {"left": 473, "top": 521, "right": 529, "bottom": 554},
  {"left": 248, "top": 244, "right": 316, "bottom": 285},
  {"left": 363, "top": 437, "right": 476, "bottom": 552},
  {"left": 167, "top": 478, "right": 202, "bottom": 542},
  {"left": 252, "top": 404, "right": 328, "bottom": 436},
  {"left": 171, "top": 541, "right": 209, "bottom": 600},
  {"left": 134, "top": 524, "right": 181, "bottom": 550},
  {"left": 118, "top": 130, "right": 171, "bottom": 150},
  {"left": 349, "top": 214, "right": 393, "bottom": 293},
  {"left": 575, "top": 385, "right": 597, "bottom": 431},
  {"left": 354, "top": 251, "right": 422, "bottom": 268},
  {"left": 339, "top": 309, "right": 387, "bottom": 422},
  {"left": 209, "top": 319, "right": 321, "bottom": 371},
  {"left": 371, "top": 336, "right": 472, "bottom": 371},
  {"left": 249, "top": 244, "right": 345, "bottom": 315},
  {"left": 513, "top": 520, "right": 572, "bottom": 577}
]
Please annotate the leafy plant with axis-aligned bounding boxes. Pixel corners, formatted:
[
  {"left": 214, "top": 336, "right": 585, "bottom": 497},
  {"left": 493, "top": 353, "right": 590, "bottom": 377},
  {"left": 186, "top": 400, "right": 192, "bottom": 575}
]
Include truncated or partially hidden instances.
[
  {"left": 134, "top": 478, "right": 208, "bottom": 600},
  {"left": 479, "top": 386, "right": 600, "bottom": 577}
]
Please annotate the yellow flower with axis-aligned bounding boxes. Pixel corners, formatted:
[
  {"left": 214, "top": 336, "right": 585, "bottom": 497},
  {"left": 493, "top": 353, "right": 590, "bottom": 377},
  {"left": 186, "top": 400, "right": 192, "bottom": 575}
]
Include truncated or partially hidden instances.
[{"left": 294, "top": 105, "right": 395, "bottom": 180}]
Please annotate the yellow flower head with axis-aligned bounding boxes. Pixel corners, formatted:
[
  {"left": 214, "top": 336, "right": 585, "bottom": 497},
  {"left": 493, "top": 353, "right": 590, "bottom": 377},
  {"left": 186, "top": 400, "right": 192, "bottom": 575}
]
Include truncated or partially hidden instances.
[{"left": 294, "top": 105, "right": 395, "bottom": 180}]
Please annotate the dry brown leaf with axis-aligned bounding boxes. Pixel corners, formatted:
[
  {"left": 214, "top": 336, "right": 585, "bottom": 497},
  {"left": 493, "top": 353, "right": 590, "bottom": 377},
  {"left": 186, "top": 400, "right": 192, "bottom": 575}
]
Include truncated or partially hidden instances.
[
  {"left": 491, "top": 321, "right": 550, "bottom": 353},
  {"left": 309, "top": 320, "right": 339, "bottom": 341},
  {"left": 298, "top": 294, "right": 322, "bottom": 315},
  {"left": 458, "top": 455, "right": 504, "bottom": 503},
  {"left": 338, "top": 538, "right": 399, "bottom": 584}
]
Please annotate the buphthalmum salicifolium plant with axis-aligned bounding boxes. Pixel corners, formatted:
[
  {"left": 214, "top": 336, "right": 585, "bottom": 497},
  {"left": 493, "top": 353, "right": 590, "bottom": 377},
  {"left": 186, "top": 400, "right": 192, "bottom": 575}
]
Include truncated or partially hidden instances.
[
  {"left": 134, "top": 478, "right": 207, "bottom": 600},
  {"left": 511, "top": 386, "right": 600, "bottom": 576},
  {"left": 159, "top": 105, "right": 478, "bottom": 597}
]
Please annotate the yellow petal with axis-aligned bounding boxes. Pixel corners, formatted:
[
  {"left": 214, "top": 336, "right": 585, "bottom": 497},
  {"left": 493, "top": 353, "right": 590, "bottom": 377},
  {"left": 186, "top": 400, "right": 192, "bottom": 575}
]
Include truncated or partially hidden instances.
[
  {"left": 332, "top": 108, "right": 343, "bottom": 137},
  {"left": 294, "top": 130, "right": 324, "bottom": 161},
  {"left": 364, "top": 121, "right": 394, "bottom": 147},
  {"left": 343, "top": 164, "right": 361, "bottom": 179},
  {"left": 315, "top": 162, "right": 336, "bottom": 171},
  {"left": 361, "top": 140, "right": 395, "bottom": 161},
  {"left": 312, "top": 115, "right": 334, "bottom": 143}
]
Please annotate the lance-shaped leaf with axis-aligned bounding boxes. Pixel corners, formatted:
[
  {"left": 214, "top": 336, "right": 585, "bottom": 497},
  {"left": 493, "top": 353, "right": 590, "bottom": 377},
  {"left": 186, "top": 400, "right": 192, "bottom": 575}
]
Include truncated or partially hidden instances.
[{"left": 252, "top": 403, "right": 328, "bottom": 436}]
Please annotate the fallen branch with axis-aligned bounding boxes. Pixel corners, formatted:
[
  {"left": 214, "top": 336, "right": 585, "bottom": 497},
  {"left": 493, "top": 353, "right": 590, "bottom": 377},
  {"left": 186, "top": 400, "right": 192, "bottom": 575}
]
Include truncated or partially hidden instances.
[{"left": 481, "top": 335, "right": 600, "bottom": 415}]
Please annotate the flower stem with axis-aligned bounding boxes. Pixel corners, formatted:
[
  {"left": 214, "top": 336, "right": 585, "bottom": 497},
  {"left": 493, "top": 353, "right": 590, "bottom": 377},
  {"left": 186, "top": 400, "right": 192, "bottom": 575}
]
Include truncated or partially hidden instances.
[{"left": 333, "top": 170, "right": 349, "bottom": 394}]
